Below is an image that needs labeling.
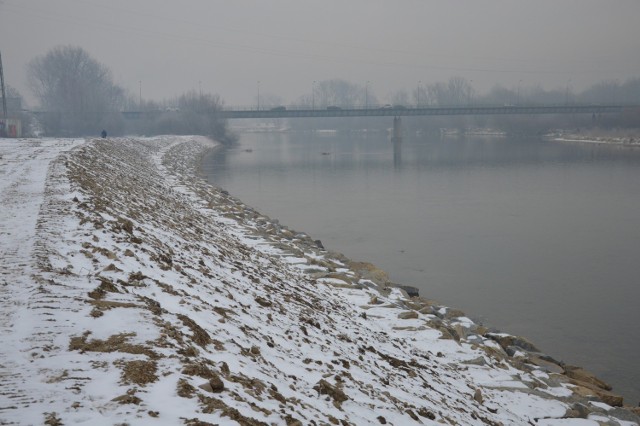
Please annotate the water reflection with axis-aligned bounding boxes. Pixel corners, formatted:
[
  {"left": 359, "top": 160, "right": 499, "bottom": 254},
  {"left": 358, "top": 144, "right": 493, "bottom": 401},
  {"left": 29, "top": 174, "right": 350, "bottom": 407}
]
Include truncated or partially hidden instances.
[{"left": 393, "top": 137, "right": 402, "bottom": 170}]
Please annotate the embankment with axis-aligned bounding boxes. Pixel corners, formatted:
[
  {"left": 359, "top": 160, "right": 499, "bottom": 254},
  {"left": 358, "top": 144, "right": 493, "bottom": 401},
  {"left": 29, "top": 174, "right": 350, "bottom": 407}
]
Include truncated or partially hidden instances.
[{"left": 1, "top": 136, "right": 638, "bottom": 425}]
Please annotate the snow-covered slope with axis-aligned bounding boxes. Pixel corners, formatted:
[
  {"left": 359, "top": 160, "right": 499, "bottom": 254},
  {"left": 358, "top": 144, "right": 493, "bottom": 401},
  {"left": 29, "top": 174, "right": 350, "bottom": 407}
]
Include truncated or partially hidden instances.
[{"left": 1, "top": 137, "right": 638, "bottom": 425}]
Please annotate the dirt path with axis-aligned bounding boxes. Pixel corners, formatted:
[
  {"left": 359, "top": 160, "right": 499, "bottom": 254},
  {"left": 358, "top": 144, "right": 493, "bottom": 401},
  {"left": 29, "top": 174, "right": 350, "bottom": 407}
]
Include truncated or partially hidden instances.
[{"left": 0, "top": 139, "right": 83, "bottom": 416}]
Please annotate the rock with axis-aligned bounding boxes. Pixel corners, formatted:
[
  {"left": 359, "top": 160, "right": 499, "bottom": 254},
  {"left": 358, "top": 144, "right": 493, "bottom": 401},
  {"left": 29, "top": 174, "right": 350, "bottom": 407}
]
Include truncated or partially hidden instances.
[
  {"left": 443, "top": 308, "right": 466, "bottom": 319},
  {"left": 199, "top": 373, "right": 225, "bottom": 393},
  {"left": 616, "top": 407, "right": 640, "bottom": 422},
  {"left": 437, "top": 327, "right": 455, "bottom": 340},
  {"left": 528, "top": 355, "right": 564, "bottom": 374},
  {"left": 475, "top": 325, "right": 489, "bottom": 335},
  {"left": 564, "top": 365, "right": 612, "bottom": 391},
  {"left": 485, "top": 333, "right": 540, "bottom": 354},
  {"left": 397, "top": 311, "right": 419, "bottom": 320},
  {"left": 462, "top": 356, "right": 487, "bottom": 367},
  {"left": 417, "top": 408, "right": 436, "bottom": 420},
  {"left": 453, "top": 324, "right": 468, "bottom": 340},
  {"left": 403, "top": 301, "right": 425, "bottom": 311},
  {"left": 284, "top": 414, "right": 303, "bottom": 426},
  {"left": 442, "top": 326, "right": 460, "bottom": 342},
  {"left": 425, "top": 317, "right": 443, "bottom": 329},
  {"left": 418, "top": 306, "right": 436, "bottom": 315},
  {"left": 473, "top": 388, "right": 483, "bottom": 404},
  {"left": 564, "top": 403, "right": 589, "bottom": 419},
  {"left": 595, "top": 389, "right": 624, "bottom": 407},
  {"left": 348, "top": 261, "right": 389, "bottom": 285},
  {"left": 466, "top": 335, "right": 484, "bottom": 345},
  {"left": 406, "top": 410, "right": 419, "bottom": 421},
  {"left": 117, "top": 217, "right": 134, "bottom": 234},
  {"left": 505, "top": 346, "right": 527, "bottom": 357},
  {"left": 209, "top": 373, "right": 224, "bottom": 392},
  {"left": 369, "top": 296, "right": 383, "bottom": 305},
  {"left": 111, "top": 394, "right": 142, "bottom": 405},
  {"left": 313, "top": 379, "right": 349, "bottom": 408},
  {"left": 255, "top": 296, "right": 272, "bottom": 307},
  {"left": 569, "top": 381, "right": 624, "bottom": 407},
  {"left": 392, "top": 284, "right": 420, "bottom": 298}
]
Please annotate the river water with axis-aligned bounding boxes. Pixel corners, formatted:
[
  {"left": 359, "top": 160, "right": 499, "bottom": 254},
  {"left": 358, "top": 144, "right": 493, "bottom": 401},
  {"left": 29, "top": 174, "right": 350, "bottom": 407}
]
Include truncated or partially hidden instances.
[{"left": 201, "top": 131, "right": 640, "bottom": 404}]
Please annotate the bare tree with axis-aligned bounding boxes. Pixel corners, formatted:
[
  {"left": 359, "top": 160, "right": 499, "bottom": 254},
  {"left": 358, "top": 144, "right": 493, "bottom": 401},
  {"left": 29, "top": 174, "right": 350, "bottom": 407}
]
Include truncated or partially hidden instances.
[
  {"left": 388, "top": 89, "right": 410, "bottom": 107},
  {"left": 290, "top": 79, "right": 383, "bottom": 131},
  {"left": 143, "top": 91, "right": 235, "bottom": 144},
  {"left": 27, "top": 45, "right": 124, "bottom": 136},
  {"left": 312, "top": 79, "right": 377, "bottom": 108},
  {"left": 579, "top": 80, "right": 622, "bottom": 105},
  {"left": 412, "top": 85, "right": 430, "bottom": 107},
  {"left": 3, "top": 84, "right": 24, "bottom": 111},
  {"left": 427, "top": 77, "right": 474, "bottom": 106}
]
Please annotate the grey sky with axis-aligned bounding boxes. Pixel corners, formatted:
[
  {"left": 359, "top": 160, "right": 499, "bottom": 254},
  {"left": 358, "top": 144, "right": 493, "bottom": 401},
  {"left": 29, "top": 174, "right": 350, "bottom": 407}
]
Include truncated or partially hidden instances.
[{"left": 2, "top": 0, "right": 639, "bottom": 106}]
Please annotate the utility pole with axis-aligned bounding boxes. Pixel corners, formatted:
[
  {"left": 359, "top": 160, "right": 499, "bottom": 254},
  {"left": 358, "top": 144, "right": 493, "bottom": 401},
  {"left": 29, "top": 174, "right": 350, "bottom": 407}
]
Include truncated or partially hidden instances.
[{"left": 0, "top": 51, "right": 8, "bottom": 118}]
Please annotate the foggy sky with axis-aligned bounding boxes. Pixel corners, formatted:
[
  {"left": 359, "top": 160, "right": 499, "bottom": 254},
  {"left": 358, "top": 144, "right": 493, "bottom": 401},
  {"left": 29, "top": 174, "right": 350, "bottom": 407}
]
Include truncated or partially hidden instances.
[{"left": 2, "top": 0, "right": 639, "bottom": 107}]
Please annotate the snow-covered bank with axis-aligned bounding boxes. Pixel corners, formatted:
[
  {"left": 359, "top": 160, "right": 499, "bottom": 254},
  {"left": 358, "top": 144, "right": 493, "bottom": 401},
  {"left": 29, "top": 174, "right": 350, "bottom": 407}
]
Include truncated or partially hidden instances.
[
  {"left": 547, "top": 130, "right": 640, "bottom": 147},
  {"left": 1, "top": 136, "right": 638, "bottom": 425}
]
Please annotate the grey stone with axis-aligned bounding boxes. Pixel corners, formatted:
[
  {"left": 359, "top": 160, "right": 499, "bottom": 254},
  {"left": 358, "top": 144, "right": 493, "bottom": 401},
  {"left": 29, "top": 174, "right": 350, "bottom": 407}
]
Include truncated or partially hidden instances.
[
  {"left": 462, "top": 356, "right": 487, "bottom": 366},
  {"left": 397, "top": 311, "right": 419, "bottom": 320},
  {"left": 473, "top": 388, "right": 483, "bottom": 404}
]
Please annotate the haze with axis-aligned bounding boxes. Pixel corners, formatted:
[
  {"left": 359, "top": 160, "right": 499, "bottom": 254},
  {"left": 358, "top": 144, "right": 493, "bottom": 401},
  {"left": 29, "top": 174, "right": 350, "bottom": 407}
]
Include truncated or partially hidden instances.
[{"left": 2, "top": 0, "right": 639, "bottom": 106}]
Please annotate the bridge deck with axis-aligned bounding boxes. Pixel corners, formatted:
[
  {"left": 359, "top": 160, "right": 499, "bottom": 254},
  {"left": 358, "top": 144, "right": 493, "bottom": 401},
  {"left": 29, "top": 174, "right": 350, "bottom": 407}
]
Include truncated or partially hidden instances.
[{"left": 216, "top": 104, "right": 630, "bottom": 119}]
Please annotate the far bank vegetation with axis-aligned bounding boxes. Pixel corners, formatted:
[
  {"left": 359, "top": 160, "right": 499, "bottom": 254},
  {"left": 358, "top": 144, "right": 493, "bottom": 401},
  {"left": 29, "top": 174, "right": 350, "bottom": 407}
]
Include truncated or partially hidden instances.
[{"left": 18, "top": 45, "right": 640, "bottom": 138}]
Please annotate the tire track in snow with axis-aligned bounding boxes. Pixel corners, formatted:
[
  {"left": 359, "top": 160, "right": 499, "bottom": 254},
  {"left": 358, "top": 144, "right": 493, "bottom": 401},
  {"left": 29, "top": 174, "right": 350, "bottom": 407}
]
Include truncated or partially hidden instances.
[{"left": 0, "top": 139, "right": 83, "bottom": 418}]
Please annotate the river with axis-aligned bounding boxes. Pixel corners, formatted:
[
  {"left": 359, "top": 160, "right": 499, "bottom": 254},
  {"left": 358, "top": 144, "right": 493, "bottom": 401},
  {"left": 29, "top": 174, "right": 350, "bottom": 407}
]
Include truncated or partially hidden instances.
[{"left": 201, "top": 130, "right": 640, "bottom": 404}]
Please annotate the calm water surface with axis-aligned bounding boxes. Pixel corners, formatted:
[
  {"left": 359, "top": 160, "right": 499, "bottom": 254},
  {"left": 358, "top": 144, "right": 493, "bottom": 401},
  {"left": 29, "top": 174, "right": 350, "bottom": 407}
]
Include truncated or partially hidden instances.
[{"left": 202, "top": 131, "right": 640, "bottom": 403}]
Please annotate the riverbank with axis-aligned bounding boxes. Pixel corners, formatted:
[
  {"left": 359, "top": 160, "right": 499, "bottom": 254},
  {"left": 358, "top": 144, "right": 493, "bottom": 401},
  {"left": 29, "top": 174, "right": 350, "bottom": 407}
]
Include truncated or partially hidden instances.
[{"left": 1, "top": 136, "right": 638, "bottom": 425}]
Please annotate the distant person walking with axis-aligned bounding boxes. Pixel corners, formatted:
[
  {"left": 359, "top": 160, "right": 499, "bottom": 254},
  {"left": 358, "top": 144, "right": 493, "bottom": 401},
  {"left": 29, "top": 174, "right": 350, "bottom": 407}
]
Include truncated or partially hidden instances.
[{"left": 101, "top": 130, "right": 107, "bottom": 138}]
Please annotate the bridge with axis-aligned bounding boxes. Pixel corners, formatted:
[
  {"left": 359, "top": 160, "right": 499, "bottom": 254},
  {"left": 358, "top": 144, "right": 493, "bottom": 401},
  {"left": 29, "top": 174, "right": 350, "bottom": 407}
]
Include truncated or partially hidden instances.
[
  {"left": 212, "top": 104, "right": 631, "bottom": 120},
  {"left": 28, "top": 103, "right": 628, "bottom": 121}
]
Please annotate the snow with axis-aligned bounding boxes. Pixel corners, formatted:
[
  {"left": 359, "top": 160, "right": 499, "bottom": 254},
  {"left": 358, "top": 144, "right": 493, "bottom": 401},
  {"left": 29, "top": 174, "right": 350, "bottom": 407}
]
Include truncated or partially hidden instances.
[
  {"left": 1, "top": 136, "right": 637, "bottom": 425},
  {"left": 536, "top": 420, "right": 599, "bottom": 426}
]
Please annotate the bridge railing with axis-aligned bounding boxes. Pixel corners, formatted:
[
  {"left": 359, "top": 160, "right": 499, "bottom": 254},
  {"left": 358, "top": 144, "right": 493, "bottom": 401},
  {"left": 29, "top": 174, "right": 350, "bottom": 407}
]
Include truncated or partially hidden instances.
[
  {"left": 220, "top": 102, "right": 639, "bottom": 112},
  {"left": 25, "top": 103, "right": 639, "bottom": 120},
  {"left": 214, "top": 104, "right": 635, "bottom": 119}
]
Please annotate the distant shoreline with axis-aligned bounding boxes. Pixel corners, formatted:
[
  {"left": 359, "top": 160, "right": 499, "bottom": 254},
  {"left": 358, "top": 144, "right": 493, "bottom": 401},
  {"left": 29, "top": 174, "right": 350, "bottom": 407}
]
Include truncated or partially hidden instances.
[{"left": 547, "top": 129, "right": 640, "bottom": 147}]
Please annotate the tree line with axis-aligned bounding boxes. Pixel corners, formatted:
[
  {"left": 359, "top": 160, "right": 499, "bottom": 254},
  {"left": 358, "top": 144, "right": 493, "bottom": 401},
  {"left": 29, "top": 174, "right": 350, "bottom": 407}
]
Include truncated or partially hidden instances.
[
  {"left": 21, "top": 45, "right": 235, "bottom": 142},
  {"left": 11, "top": 45, "right": 639, "bottom": 137},
  {"left": 256, "top": 77, "right": 640, "bottom": 110},
  {"left": 254, "top": 77, "right": 639, "bottom": 134}
]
